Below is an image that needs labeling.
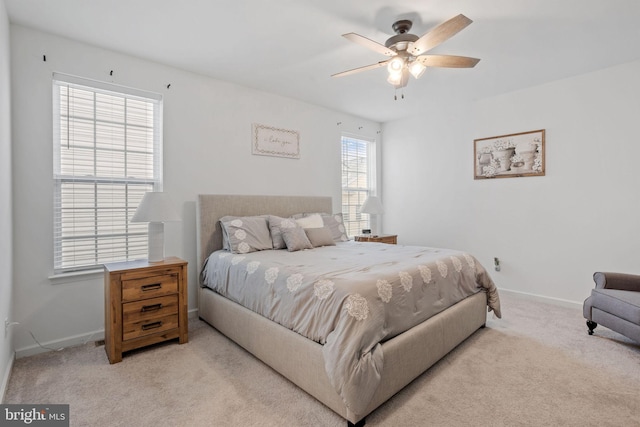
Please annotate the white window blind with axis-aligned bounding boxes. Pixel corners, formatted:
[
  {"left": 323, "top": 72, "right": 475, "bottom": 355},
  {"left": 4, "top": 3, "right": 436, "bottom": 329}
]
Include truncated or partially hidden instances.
[
  {"left": 52, "top": 73, "right": 163, "bottom": 273},
  {"left": 341, "top": 135, "right": 374, "bottom": 237}
]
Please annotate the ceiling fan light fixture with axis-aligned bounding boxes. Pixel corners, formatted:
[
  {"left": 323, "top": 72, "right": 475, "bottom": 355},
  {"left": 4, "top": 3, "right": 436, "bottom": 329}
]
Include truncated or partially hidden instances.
[
  {"left": 409, "top": 62, "right": 426, "bottom": 79},
  {"left": 387, "top": 56, "right": 405, "bottom": 74},
  {"left": 386, "top": 72, "right": 403, "bottom": 86}
]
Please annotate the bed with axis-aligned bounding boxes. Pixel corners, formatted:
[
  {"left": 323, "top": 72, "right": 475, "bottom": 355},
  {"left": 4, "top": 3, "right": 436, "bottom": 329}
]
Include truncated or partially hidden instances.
[{"left": 196, "top": 194, "right": 500, "bottom": 426}]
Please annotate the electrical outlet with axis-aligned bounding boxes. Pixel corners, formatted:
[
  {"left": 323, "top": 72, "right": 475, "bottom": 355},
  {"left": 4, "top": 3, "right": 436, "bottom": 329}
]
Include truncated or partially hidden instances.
[{"left": 494, "top": 257, "right": 501, "bottom": 272}]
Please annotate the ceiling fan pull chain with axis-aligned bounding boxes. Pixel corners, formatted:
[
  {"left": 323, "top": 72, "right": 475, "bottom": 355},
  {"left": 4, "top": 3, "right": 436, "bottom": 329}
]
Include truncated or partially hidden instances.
[{"left": 393, "top": 87, "right": 405, "bottom": 101}]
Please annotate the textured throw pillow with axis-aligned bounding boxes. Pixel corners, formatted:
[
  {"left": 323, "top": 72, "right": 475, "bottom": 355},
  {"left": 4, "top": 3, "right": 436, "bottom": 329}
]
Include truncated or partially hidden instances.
[
  {"left": 305, "top": 227, "right": 336, "bottom": 248},
  {"left": 295, "top": 213, "right": 324, "bottom": 229},
  {"left": 220, "top": 216, "right": 273, "bottom": 254},
  {"left": 268, "top": 215, "right": 298, "bottom": 249},
  {"left": 281, "top": 226, "right": 313, "bottom": 252}
]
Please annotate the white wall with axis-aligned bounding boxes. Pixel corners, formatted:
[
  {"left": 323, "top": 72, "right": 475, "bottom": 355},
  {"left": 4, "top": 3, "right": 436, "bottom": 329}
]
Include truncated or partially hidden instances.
[
  {"left": 0, "top": 0, "right": 14, "bottom": 400},
  {"left": 383, "top": 60, "right": 640, "bottom": 304},
  {"left": 10, "top": 25, "right": 381, "bottom": 356}
]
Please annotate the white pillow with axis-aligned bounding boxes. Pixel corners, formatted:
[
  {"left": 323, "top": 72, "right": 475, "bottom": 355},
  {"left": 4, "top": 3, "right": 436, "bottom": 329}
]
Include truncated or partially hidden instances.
[{"left": 295, "top": 213, "right": 323, "bottom": 229}]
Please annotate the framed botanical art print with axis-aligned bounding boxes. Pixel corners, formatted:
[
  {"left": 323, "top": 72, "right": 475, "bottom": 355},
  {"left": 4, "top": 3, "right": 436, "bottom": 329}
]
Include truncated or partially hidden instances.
[{"left": 474, "top": 129, "right": 545, "bottom": 179}]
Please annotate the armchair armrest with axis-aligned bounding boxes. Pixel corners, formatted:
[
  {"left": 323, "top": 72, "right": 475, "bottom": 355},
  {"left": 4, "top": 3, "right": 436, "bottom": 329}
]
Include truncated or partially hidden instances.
[{"left": 593, "top": 272, "right": 640, "bottom": 292}]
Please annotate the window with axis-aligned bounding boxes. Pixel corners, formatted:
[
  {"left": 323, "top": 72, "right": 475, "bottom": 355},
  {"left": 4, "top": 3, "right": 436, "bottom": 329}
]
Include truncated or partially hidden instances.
[
  {"left": 341, "top": 135, "right": 375, "bottom": 237},
  {"left": 53, "top": 73, "right": 163, "bottom": 273}
]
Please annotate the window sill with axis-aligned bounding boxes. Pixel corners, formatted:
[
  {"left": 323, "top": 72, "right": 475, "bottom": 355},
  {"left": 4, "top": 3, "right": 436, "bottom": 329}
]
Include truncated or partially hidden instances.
[{"left": 48, "top": 268, "right": 104, "bottom": 283}]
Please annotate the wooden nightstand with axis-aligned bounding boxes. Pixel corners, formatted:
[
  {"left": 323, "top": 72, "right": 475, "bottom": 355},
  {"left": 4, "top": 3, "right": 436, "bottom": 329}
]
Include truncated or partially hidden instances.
[
  {"left": 355, "top": 234, "right": 398, "bottom": 244},
  {"left": 104, "top": 256, "right": 188, "bottom": 363}
]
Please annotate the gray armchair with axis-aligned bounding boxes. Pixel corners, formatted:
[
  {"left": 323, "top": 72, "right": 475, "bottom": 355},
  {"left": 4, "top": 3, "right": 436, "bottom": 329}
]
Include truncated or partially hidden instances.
[{"left": 583, "top": 272, "right": 640, "bottom": 344}]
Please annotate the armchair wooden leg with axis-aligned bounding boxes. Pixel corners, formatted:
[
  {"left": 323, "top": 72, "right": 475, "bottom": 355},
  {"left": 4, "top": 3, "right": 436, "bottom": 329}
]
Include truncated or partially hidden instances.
[{"left": 587, "top": 320, "right": 598, "bottom": 335}]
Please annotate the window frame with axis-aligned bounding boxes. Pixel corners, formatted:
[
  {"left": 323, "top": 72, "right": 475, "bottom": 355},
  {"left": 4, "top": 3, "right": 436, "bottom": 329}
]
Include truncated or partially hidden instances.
[
  {"left": 52, "top": 73, "right": 163, "bottom": 274},
  {"left": 341, "top": 134, "right": 377, "bottom": 237}
]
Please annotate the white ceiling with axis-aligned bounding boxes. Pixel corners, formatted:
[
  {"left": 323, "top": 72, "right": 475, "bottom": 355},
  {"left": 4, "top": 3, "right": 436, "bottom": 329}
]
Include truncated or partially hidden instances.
[{"left": 6, "top": 0, "right": 640, "bottom": 123}]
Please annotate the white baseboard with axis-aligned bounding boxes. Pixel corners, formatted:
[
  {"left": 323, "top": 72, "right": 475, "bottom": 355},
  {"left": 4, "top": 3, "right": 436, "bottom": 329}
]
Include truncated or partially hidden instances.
[
  {"left": 1, "top": 351, "right": 15, "bottom": 403},
  {"left": 14, "top": 308, "right": 200, "bottom": 359},
  {"left": 15, "top": 329, "right": 105, "bottom": 359},
  {"left": 499, "top": 287, "right": 582, "bottom": 309}
]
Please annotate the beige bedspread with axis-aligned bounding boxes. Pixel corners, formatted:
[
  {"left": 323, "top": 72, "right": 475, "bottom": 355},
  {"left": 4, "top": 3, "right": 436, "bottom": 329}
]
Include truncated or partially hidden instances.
[{"left": 202, "top": 241, "right": 500, "bottom": 419}]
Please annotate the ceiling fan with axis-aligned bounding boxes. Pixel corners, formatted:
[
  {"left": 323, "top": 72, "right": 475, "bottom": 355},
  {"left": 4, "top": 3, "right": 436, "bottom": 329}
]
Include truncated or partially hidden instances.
[{"left": 332, "top": 14, "right": 480, "bottom": 90}]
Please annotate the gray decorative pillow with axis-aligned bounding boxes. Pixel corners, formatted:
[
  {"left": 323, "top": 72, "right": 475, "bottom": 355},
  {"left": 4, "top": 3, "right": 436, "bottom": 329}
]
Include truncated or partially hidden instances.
[
  {"left": 220, "top": 215, "right": 247, "bottom": 250},
  {"left": 321, "top": 213, "right": 349, "bottom": 242},
  {"left": 281, "top": 226, "right": 313, "bottom": 252},
  {"left": 305, "top": 227, "right": 336, "bottom": 248},
  {"left": 220, "top": 216, "right": 273, "bottom": 254},
  {"left": 292, "top": 212, "right": 349, "bottom": 242},
  {"left": 268, "top": 215, "right": 298, "bottom": 249}
]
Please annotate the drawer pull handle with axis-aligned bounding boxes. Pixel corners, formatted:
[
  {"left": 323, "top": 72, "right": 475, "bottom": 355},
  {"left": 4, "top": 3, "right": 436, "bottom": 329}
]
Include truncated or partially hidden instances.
[
  {"left": 141, "top": 321, "right": 162, "bottom": 331},
  {"left": 141, "top": 303, "right": 162, "bottom": 312},
  {"left": 141, "top": 283, "right": 162, "bottom": 291}
]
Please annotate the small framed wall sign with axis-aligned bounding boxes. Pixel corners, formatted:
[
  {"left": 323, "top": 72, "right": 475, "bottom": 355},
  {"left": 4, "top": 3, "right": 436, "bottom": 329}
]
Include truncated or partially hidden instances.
[
  {"left": 252, "top": 123, "right": 300, "bottom": 159},
  {"left": 474, "top": 129, "right": 545, "bottom": 179}
]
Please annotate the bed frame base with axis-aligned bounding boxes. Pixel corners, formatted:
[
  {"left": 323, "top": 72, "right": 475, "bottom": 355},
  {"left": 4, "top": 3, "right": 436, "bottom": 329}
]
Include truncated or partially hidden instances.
[{"left": 198, "top": 286, "right": 487, "bottom": 424}]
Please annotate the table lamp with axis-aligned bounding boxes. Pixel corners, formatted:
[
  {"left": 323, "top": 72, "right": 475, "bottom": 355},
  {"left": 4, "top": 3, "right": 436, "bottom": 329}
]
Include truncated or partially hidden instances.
[
  {"left": 131, "top": 192, "right": 181, "bottom": 262},
  {"left": 360, "top": 196, "right": 385, "bottom": 235}
]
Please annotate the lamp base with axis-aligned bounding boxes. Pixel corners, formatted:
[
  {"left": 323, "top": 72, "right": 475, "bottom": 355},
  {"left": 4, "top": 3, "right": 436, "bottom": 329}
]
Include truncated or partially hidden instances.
[{"left": 148, "top": 222, "right": 165, "bottom": 263}]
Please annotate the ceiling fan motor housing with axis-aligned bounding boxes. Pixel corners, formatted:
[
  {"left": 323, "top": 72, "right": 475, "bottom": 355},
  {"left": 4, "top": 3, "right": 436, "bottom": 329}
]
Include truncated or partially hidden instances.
[{"left": 385, "top": 20, "right": 419, "bottom": 51}]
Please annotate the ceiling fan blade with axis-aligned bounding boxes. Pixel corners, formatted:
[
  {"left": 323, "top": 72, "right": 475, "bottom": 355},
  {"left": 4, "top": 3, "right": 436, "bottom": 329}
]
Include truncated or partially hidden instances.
[
  {"left": 409, "top": 14, "right": 473, "bottom": 56},
  {"left": 415, "top": 55, "right": 480, "bottom": 68},
  {"left": 342, "top": 33, "right": 396, "bottom": 57},
  {"left": 331, "top": 60, "right": 390, "bottom": 78}
]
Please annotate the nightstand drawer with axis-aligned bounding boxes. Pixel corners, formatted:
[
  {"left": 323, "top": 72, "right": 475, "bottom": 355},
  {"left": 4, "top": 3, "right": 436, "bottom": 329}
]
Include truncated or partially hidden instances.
[
  {"left": 123, "top": 313, "right": 179, "bottom": 341},
  {"left": 123, "top": 295, "right": 179, "bottom": 324},
  {"left": 122, "top": 274, "right": 178, "bottom": 301}
]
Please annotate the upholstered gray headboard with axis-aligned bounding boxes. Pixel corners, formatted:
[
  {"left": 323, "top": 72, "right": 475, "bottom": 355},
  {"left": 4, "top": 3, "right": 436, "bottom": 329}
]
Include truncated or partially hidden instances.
[{"left": 196, "top": 194, "right": 332, "bottom": 282}]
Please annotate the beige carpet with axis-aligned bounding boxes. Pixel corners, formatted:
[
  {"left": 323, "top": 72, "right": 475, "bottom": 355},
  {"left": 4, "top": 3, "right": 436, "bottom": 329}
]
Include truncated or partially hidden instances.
[{"left": 4, "top": 291, "right": 640, "bottom": 426}]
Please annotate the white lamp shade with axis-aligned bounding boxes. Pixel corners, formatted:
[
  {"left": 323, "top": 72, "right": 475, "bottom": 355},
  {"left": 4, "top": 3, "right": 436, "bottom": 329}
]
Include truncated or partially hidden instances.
[
  {"left": 131, "top": 192, "right": 180, "bottom": 263},
  {"left": 131, "top": 192, "right": 181, "bottom": 223},
  {"left": 360, "top": 196, "right": 385, "bottom": 215}
]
